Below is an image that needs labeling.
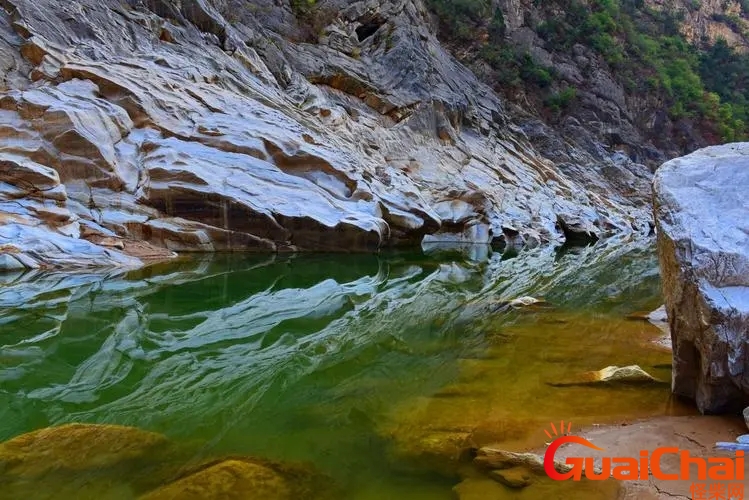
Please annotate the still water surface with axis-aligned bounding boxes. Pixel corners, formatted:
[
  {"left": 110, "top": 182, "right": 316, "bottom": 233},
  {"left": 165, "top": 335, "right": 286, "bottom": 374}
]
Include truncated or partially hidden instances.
[{"left": 0, "top": 239, "right": 680, "bottom": 499}]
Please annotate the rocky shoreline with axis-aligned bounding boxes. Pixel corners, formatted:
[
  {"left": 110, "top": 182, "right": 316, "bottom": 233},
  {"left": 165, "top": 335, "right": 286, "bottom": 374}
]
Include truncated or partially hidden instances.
[
  {"left": 511, "top": 143, "right": 749, "bottom": 499},
  {"left": 550, "top": 415, "right": 747, "bottom": 500}
]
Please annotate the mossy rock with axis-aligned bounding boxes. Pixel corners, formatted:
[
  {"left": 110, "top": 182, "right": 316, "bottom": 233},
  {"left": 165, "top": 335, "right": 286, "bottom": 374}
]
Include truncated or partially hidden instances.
[
  {"left": 139, "top": 460, "right": 290, "bottom": 500},
  {"left": 453, "top": 477, "right": 511, "bottom": 499},
  {"left": 0, "top": 423, "right": 169, "bottom": 478},
  {"left": 0, "top": 475, "right": 136, "bottom": 500},
  {"left": 140, "top": 455, "right": 338, "bottom": 500},
  {"left": 384, "top": 427, "right": 475, "bottom": 477},
  {"left": 0, "top": 423, "right": 176, "bottom": 499}
]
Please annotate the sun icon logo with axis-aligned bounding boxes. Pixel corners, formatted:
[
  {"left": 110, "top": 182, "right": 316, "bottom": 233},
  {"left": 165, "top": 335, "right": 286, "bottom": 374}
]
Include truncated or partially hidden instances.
[
  {"left": 544, "top": 420, "right": 573, "bottom": 440},
  {"left": 542, "top": 420, "right": 605, "bottom": 481}
]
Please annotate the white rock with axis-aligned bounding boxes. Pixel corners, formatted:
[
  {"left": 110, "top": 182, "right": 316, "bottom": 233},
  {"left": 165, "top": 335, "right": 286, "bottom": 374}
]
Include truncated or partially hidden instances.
[
  {"left": 594, "top": 365, "right": 659, "bottom": 383},
  {"left": 0, "top": 253, "right": 26, "bottom": 271},
  {"left": 509, "top": 296, "right": 544, "bottom": 307},
  {"left": 654, "top": 143, "right": 749, "bottom": 413},
  {"left": 0, "top": 0, "right": 655, "bottom": 269}
]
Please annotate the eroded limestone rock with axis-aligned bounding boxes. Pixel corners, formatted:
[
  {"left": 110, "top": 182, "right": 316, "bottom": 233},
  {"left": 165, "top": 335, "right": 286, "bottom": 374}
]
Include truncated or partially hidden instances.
[{"left": 0, "top": 0, "right": 653, "bottom": 269}]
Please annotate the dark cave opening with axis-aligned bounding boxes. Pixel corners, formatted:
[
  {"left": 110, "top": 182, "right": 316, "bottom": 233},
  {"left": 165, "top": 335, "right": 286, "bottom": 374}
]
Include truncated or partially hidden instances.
[{"left": 356, "top": 19, "right": 385, "bottom": 41}]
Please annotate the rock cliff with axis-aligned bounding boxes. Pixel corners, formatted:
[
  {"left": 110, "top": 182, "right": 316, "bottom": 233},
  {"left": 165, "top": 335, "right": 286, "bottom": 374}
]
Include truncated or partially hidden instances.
[
  {"left": 0, "top": 0, "right": 656, "bottom": 269},
  {"left": 444, "top": 0, "right": 749, "bottom": 167},
  {"left": 654, "top": 143, "right": 749, "bottom": 413}
]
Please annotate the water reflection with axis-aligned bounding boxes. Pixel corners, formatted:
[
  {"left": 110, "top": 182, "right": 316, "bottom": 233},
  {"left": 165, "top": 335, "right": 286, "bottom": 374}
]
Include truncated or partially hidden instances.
[{"left": 0, "top": 237, "right": 665, "bottom": 498}]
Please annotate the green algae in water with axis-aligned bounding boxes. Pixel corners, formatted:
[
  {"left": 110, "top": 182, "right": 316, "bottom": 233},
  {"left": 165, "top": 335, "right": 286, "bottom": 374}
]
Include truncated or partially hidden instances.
[{"left": 0, "top": 239, "right": 677, "bottom": 499}]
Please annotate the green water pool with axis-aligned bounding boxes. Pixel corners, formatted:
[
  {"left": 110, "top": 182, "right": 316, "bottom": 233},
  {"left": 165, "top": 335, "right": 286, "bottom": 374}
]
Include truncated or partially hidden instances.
[{"left": 0, "top": 238, "right": 679, "bottom": 499}]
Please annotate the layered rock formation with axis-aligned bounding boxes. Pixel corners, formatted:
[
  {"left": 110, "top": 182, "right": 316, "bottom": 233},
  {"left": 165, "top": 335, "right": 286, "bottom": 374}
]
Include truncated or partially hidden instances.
[
  {"left": 654, "top": 143, "right": 749, "bottom": 413},
  {"left": 0, "top": 0, "right": 653, "bottom": 270}
]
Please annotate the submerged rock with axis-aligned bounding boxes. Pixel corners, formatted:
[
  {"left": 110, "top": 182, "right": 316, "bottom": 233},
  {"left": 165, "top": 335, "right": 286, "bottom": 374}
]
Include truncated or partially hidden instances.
[
  {"left": 139, "top": 457, "right": 336, "bottom": 500},
  {"left": 473, "top": 447, "right": 572, "bottom": 476},
  {"left": 489, "top": 466, "right": 533, "bottom": 488},
  {"left": 139, "top": 460, "right": 290, "bottom": 500},
  {"left": 378, "top": 245, "right": 674, "bottom": 481},
  {"left": 453, "top": 474, "right": 619, "bottom": 500},
  {"left": 385, "top": 428, "right": 473, "bottom": 477},
  {"left": 453, "top": 477, "right": 511, "bottom": 499},
  {"left": 548, "top": 365, "right": 665, "bottom": 387},
  {"left": 0, "top": 422, "right": 335, "bottom": 499},
  {"left": 471, "top": 447, "right": 609, "bottom": 496},
  {"left": 0, "top": 423, "right": 168, "bottom": 477},
  {"left": 654, "top": 143, "right": 749, "bottom": 413}
]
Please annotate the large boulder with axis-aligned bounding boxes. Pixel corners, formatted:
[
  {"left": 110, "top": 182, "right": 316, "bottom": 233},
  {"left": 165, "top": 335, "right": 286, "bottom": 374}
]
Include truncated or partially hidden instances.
[{"left": 654, "top": 143, "right": 749, "bottom": 413}]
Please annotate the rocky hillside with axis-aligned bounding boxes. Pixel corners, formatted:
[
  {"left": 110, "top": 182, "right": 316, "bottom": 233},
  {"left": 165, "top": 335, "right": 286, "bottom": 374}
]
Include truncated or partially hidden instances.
[
  {"left": 427, "top": 0, "right": 749, "bottom": 164},
  {"left": 0, "top": 0, "right": 670, "bottom": 269}
]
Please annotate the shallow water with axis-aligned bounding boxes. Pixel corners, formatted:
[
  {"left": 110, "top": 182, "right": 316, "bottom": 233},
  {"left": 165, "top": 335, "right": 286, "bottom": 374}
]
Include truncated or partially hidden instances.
[{"left": 0, "top": 238, "right": 681, "bottom": 499}]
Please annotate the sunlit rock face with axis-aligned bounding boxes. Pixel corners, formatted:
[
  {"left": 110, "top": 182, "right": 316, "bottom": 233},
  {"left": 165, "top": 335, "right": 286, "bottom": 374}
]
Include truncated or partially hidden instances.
[
  {"left": 0, "top": 0, "right": 653, "bottom": 269},
  {"left": 654, "top": 143, "right": 749, "bottom": 413}
]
